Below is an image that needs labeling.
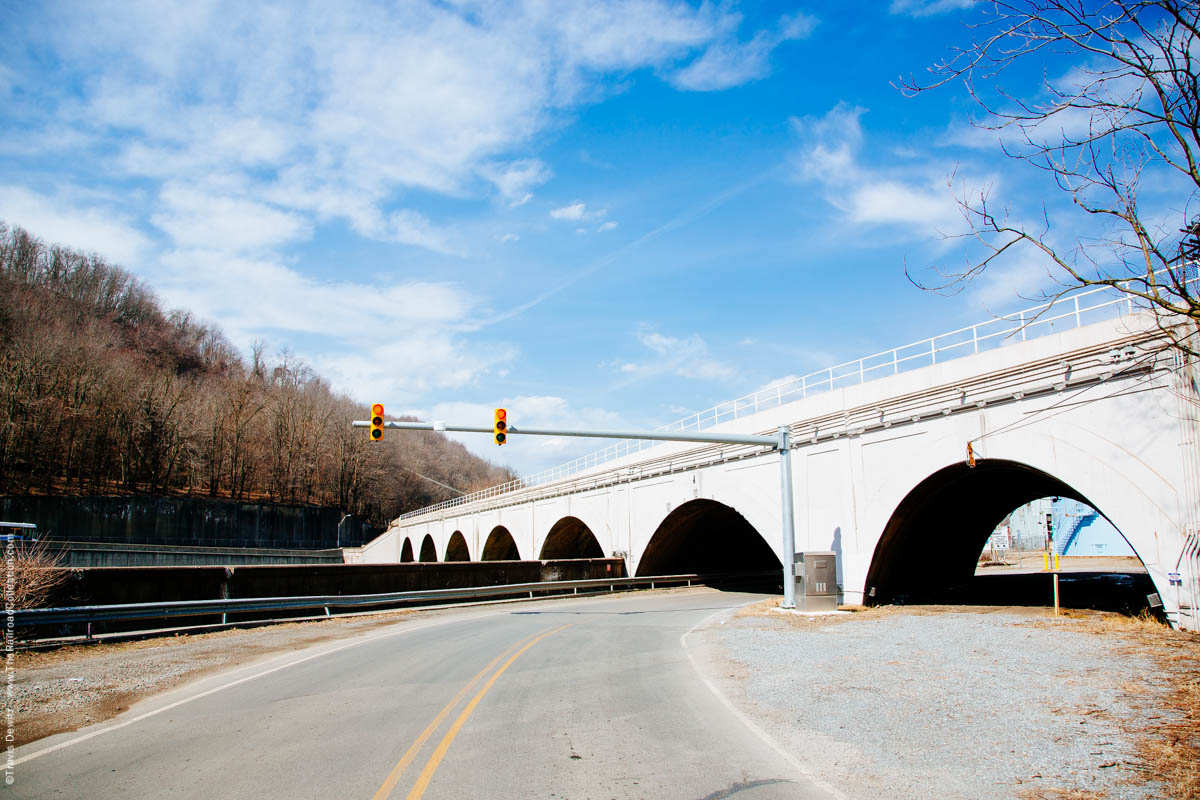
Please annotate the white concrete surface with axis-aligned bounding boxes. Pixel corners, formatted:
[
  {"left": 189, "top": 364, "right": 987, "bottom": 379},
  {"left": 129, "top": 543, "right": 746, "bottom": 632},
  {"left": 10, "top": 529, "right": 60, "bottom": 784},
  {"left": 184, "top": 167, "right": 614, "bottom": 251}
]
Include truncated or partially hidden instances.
[{"left": 363, "top": 313, "right": 1200, "bottom": 626}]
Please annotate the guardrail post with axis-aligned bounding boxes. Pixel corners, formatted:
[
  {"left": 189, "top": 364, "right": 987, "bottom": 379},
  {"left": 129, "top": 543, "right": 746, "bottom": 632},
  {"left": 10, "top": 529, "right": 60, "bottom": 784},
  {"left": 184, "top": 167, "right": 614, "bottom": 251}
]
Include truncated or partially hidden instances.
[{"left": 779, "top": 426, "right": 797, "bottom": 609}]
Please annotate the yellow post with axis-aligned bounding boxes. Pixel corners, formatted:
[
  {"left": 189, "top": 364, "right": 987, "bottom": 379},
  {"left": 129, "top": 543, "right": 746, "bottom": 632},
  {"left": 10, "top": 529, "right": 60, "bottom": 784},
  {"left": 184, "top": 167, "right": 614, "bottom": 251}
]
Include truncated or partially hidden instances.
[
  {"left": 1043, "top": 552, "right": 1049, "bottom": 571},
  {"left": 1054, "top": 552, "right": 1060, "bottom": 571}
]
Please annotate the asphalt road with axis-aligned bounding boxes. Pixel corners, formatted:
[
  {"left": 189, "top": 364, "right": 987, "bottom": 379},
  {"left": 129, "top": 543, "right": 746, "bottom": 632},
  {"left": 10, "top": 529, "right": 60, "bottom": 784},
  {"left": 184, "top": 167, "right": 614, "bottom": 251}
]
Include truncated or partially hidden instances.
[{"left": 10, "top": 589, "right": 838, "bottom": 799}]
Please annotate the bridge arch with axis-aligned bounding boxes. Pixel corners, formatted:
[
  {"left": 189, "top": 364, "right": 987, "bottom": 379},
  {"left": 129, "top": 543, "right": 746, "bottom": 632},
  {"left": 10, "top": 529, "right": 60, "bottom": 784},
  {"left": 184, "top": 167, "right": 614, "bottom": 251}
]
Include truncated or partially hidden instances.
[
  {"left": 636, "top": 499, "right": 781, "bottom": 577},
  {"left": 400, "top": 537, "right": 415, "bottom": 563},
  {"left": 445, "top": 531, "right": 470, "bottom": 561},
  {"left": 865, "top": 458, "right": 1146, "bottom": 605},
  {"left": 482, "top": 525, "right": 521, "bottom": 561},
  {"left": 539, "top": 516, "right": 604, "bottom": 560},
  {"left": 419, "top": 534, "right": 438, "bottom": 563}
]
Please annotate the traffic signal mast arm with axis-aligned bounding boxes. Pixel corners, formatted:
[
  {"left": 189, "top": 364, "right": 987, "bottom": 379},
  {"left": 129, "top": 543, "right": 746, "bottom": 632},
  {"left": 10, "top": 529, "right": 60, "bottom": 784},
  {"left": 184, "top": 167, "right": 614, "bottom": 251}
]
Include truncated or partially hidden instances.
[
  {"left": 350, "top": 415, "right": 798, "bottom": 609},
  {"left": 350, "top": 419, "right": 777, "bottom": 447}
]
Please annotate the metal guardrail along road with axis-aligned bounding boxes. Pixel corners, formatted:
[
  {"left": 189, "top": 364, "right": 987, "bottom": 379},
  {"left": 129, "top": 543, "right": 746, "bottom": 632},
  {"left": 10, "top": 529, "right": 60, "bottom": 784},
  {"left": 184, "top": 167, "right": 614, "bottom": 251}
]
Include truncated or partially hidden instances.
[{"left": 15, "top": 572, "right": 777, "bottom": 638}]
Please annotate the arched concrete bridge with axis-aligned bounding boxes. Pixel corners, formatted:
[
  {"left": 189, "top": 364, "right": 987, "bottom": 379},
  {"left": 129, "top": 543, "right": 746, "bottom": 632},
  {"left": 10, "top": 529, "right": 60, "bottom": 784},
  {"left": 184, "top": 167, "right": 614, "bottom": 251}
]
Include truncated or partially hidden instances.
[{"left": 357, "top": 299, "right": 1200, "bottom": 628}]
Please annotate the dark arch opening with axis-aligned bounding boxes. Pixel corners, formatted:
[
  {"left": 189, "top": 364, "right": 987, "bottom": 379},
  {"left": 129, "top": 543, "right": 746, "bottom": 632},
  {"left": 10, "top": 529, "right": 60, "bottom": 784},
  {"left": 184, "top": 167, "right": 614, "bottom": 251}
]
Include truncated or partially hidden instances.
[
  {"left": 400, "top": 538, "right": 415, "bottom": 563},
  {"left": 866, "top": 459, "right": 1152, "bottom": 612},
  {"left": 635, "top": 499, "right": 782, "bottom": 587},
  {"left": 419, "top": 534, "right": 438, "bottom": 563},
  {"left": 539, "top": 516, "right": 604, "bottom": 559},
  {"left": 482, "top": 526, "right": 521, "bottom": 561},
  {"left": 445, "top": 531, "right": 470, "bottom": 562}
]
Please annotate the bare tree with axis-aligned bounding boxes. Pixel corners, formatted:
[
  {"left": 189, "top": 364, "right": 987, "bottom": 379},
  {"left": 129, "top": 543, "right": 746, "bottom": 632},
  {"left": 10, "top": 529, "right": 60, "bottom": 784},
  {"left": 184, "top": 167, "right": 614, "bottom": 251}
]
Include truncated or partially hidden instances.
[
  {"left": 9, "top": 539, "right": 70, "bottom": 609},
  {"left": 903, "top": 1, "right": 1200, "bottom": 353},
  {"left": 0, "top": 221, "right": 516, "bottom": 528}
]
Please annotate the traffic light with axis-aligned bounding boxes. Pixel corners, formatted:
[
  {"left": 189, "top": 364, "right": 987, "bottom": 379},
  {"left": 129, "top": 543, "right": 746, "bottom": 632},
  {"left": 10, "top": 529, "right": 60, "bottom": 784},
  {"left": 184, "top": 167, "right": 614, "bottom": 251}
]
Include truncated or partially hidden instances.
[
  {"left": 370, "top": 403, "right": 385, "bottom": 442},
  {"left": 494, "top": 408, "right": 507, "bottom": 445}
]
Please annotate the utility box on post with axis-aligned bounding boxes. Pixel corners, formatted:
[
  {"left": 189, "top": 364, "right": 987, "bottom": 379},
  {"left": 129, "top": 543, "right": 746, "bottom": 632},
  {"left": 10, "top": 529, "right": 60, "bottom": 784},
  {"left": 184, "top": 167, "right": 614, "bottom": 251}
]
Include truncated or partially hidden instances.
[{"left": 795, "top": 551, "right": 838, "bottom": 611}]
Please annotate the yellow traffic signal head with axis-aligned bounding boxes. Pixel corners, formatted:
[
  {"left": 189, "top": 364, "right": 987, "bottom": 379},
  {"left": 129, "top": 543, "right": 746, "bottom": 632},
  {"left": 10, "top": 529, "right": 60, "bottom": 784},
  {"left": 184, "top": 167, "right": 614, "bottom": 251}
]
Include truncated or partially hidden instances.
[
  {"left": 494, "top": 407, "right": 507, "bottom": 445},
  {"left": 370, "top": 403, "right": 385, "bottom": 441}
]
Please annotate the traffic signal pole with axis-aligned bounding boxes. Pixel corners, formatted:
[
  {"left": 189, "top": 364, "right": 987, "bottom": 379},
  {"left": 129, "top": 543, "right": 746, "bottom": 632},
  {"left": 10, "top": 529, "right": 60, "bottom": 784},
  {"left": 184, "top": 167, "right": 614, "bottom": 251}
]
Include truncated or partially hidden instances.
[{"left": 352, "top": 418, "right": 800, "bottom": 608}]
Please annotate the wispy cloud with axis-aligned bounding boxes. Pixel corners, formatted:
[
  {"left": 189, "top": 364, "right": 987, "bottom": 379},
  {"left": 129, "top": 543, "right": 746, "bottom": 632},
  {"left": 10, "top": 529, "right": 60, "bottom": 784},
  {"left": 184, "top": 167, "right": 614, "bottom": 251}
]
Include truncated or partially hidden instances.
[
  {"left": 790, "top": 103, "right": 969, "bottom": 236},
  {"left": 611, "top": 327, "right": 738, "bottom": 383},
  {"left": 889, "top": 0, "right": 974, "bottom": 17},
  {"left": 672, "top": 12, "right": 817, "bottom": 91},
  {"left": 551, "top": 200, "right": 609, "bottom": 221},
  {"left": 479, "top": 159, "right": 552, "bottom": 207},
  {"left": 11, "top": 0, "right": 774, "bottom": 262},
  {"left": 480, "top": 170, "right": 769, "bottom": 327},
  {"left": 151, "top": 184, "right": 311, "bottom": 253},
  {"left": 0, "top": 185, "right": 150, "bottom": 266},
  {"left": 148, "top": 246, "right": 500, "bottom": 403}
]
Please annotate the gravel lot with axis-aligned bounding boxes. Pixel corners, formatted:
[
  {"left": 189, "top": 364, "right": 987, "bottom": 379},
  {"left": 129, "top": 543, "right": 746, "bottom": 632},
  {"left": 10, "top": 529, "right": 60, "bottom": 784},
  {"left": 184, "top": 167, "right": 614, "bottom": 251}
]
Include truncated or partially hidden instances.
[{"left": 694, "top": 602, "right": 1193, "bottom": 800}]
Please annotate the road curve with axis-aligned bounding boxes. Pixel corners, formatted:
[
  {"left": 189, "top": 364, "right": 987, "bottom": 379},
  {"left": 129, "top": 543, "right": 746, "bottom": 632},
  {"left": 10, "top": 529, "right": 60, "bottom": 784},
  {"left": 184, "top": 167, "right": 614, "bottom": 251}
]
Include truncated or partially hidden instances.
[{"left": 11, "top": 588, "right": 837, "bottom": 799}]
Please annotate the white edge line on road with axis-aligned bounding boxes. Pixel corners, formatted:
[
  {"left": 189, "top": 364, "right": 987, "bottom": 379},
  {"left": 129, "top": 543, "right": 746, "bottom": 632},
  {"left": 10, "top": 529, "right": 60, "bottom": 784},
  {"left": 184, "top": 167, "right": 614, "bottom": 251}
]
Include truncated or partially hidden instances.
[
  {"left": 15, "top": 612, "right": 482, "bottom": 767},
  {"left": 680, "top": 604, "right": 849, "bottom": 800}
]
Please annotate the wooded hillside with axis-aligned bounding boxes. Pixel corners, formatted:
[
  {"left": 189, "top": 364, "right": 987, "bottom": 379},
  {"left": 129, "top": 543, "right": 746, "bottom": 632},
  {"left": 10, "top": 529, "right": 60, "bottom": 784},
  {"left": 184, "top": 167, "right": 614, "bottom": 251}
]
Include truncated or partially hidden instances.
[{"left": 0, "top": 222, "right": 514, "bottom": 526}]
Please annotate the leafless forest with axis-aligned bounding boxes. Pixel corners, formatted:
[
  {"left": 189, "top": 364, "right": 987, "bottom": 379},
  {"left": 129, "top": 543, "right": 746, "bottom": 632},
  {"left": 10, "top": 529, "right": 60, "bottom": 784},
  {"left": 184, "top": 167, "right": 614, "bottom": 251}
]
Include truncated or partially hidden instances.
[{"left": 0, "top": 222, "right": 514, "bottom": 527}]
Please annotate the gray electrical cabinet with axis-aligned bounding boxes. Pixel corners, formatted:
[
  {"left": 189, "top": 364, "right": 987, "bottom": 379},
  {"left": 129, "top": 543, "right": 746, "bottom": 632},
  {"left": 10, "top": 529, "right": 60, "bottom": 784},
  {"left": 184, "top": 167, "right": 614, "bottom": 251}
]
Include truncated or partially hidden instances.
[{"left": 795, "top": 551, "right": 839, "bottom": 611}]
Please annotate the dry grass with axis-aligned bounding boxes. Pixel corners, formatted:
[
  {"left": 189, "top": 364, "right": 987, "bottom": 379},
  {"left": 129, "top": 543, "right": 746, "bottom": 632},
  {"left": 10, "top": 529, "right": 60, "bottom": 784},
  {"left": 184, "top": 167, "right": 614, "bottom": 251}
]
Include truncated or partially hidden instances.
[
  {"left": 1133, "top": 676, "right": 1200, "bottom": 800},
  {"left": 1017, "top": 789, "right": 1106, "bottom": 800},
  {"left": 1020, "top": 608, "right": 1200, "bottom": 800},
  {"left": 8, "top": 537, "right": 71, "bottom": 608}
]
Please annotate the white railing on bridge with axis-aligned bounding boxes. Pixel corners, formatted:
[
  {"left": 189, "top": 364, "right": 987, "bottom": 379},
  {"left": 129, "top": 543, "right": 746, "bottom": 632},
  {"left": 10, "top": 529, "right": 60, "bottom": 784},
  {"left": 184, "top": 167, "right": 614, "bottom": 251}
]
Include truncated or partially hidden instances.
[{"left": 400, "top": 280, "right": 1149, "bottom": 521}]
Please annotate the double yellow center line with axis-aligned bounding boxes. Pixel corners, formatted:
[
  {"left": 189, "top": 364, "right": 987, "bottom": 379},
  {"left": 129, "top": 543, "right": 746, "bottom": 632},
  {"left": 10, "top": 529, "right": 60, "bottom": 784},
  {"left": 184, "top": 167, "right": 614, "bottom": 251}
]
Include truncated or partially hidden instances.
[{"left": 372, "top": 624, "right": 570, "bottom": 800}]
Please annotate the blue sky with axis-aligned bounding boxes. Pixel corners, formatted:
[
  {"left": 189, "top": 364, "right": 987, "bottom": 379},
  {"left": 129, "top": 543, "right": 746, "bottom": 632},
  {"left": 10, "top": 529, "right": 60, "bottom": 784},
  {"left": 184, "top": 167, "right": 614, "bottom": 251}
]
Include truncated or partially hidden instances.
[{"left": 0, "top": 0, "right": 1104, "bottom": 475}]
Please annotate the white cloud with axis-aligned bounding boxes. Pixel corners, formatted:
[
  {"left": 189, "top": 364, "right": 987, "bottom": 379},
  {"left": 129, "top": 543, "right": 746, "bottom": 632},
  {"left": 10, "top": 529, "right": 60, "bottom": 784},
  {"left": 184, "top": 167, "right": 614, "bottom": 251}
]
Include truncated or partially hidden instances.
[
  {"left": 152, "top": 184, "right": 311, "bottom": 252},
  {"left": 614, "top": 327, "right": 738, "bottom": 382},
  {"left": 479, "top": 159, "right": 552, "bottom": 206},
  {"left": 500, "top": 233, "right": 519, "bottom": 243},
  {"left": 791, "top": 103, "right": 973, "bottom": 236},
  {"left": 551, "top": 201, "right": 591, "bottom": 221},
  {"left": 14, "top": 1, "right": 771, "bottom": 258},
  {"left": 0, "top": 185, "right": 150, "bottom": 266},
  {"left": 375, "top": 209, "right": 463, "bottom": 257},
  {"left": 148, "top": 246, "right": 501, "bottom": 402},
  {"left": 671, "top": 12, "right": 816, "bottom": 91},
  {"left": 550, "top": 201, "right": 615, "bottom": 231},
  {"left": 889, "top": 0, "right": 974, "bottom": 16},
  {"left": 790, "top": 102, "right": 867, "bottom": 184},
  {"left": 849, "top": 180, "right": 961, "bottom": 231},
  {"left": 966, "top": 252, "right": 1058, "bottom": 312}
]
